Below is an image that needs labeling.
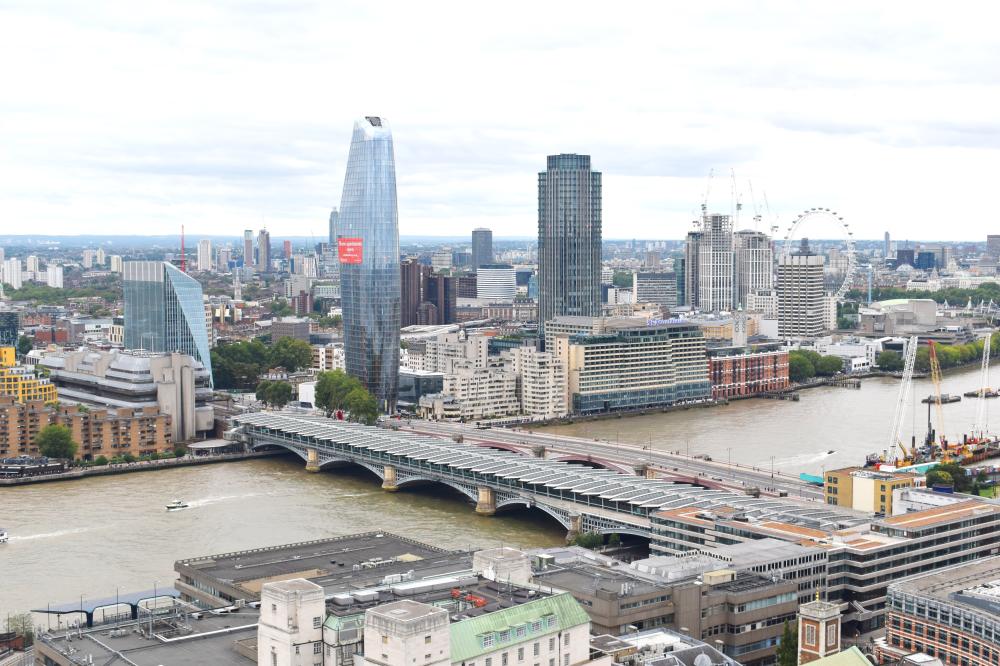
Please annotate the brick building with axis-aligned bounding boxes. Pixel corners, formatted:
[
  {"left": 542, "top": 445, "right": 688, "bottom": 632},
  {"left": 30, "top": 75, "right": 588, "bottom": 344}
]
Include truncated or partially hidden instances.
[{"left": 707, "top": 344, "right": 789, "bottom": 399}]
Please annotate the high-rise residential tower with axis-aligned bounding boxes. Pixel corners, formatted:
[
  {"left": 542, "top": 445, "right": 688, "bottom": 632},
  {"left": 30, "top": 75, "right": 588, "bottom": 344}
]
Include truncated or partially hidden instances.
[
  {"left": 242, "top": 230, "right": 254, "bottom": 272},
  {"left": 339, "top": 116, "right": 401, "bottom": 411},
  {"left": 197, "top": 239, "right": 213, "bottom": 272},
  {"left": 884, "top": 231, "right": 891, "bottom": 257},
  {"left": 733, "top": 229, "right": 772, "bottom": 308},
  {"left": 471, "top": 228, "right": 493, "bottom": 268},
  {"left": 696, "top": 213, "right": 734, "bottom": 312},
  {"left": 537, "top": 154, "right": 602, "bottom": 340},
  {"left": 329, "top": 207, "right": 339, "bottom": 246},
  {"left": 777, "top": 239, "right": 826, "bottom": 340},
  {"left": 123, "top": 261, "right": 213, "bottom": 380},
  {"left": 256, "top": 229, "right": 271, "bottom": 272}
]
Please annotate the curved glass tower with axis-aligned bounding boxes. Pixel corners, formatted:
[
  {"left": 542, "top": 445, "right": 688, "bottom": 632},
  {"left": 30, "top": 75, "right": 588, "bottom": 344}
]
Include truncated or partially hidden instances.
[{"left": 339, "top": 116, "right": 400, "bottom": 411}]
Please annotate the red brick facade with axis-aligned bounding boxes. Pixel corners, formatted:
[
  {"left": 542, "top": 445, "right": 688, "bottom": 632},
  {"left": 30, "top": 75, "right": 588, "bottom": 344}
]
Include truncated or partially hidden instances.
[{"left": 709, "top": 349, "right": 789, "bottom": 399}]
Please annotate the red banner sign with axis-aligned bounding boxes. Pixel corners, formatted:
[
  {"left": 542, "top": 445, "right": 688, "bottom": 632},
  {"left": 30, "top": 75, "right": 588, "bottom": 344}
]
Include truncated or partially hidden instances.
[{"left": 338, "top": 238, "right": 363, "bottom": 264}]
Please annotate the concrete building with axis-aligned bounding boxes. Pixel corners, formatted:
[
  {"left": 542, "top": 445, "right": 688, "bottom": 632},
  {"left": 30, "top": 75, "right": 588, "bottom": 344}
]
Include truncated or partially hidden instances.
[
  {"left": 555, "top": 319, "right": 710, "bottom": 414},
  {"left": 504, "top": 346, "right": 568, "bottom": 419},
  {"left": 244, "top": 229, "right": 256, "bottom": 272},
  {"left": 109, "top": 254, "right": 123, "bottom": 273},
  {"left": 733, "top": 230, "right": 773, "bottom": 309},
  {"left": 745, "top": 289, "right": 778, "bottom": 318},
  {"left": 38, "top": 348, "right": 213, "bottom": 442},
  {"left": 824, "top": 467, "right": 917, "bottom": 515},
  {"left": 46, "top": 263, "right": 64, "bottom": 288},
  {"left": 312, "top": 343, "right": 346, "bottom": 372},
  {"left": 476, "top": 264, "right": 516, "bottom": 301},
  {"left": 258, "top": 578, "right": 326, "bottom": 666},
  {"left": 777, "top": 240, "right": 826, "bottom": 340},
  {"left": 272, "top": 317, "right": 312, "bottom": 343},
  {"left": 0, "top": 395, "right": 172, "bottom": 460},
  {"left": 858, "top": 299, "right": 938, "bottom": 336},
  {"left": 198, "top": 239, "right": 213, "bottom": 271},
  {"left": 878, "top": 557, "right": 1000, "bottom": 665},
  {"left": 537, "top": 154, "right": 602, "bottom": 341},
  {"left": 422, "top": 367, "right": 520, "bottom": 421},
  {"left": 634, "top": 272, "right": 677, "bottom": 309},
  {"left": 420, "top": 332, "right": 489, "bottom": 373},
  {"left": 2, "top": 257, "right": 23, "bottom": 289},
  {"left": 471, "top": 228, "right": 493, "bottom": 268},
  {"left": 707, "top": 344, "right": 789, "bottom": 399},
  {"left": 691, "top": 213, "right": 734, "bottom": 312}
]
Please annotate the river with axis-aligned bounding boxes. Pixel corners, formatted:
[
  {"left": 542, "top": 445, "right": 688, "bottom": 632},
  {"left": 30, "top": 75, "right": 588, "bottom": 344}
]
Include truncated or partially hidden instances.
[
  {"left": 538, "top": 363, "right": 994, "bottom": 475},
  {"left": 2, "top": 363, "right": 993, "bottom": 619}
]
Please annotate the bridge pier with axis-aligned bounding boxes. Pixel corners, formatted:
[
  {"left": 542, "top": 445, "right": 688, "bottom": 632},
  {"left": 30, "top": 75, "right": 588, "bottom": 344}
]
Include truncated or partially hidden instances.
[
  {"left": 565, "top": 514, "right": 582, "bottom": 543},
  {"left": 382, "top": 464, "right": 398, "bottom": 492},
  {"left": 305, "top": 447, "right": 320, "bottom": 473},
  {"left": 475, "top": 487, "right": 496, "bottom": 515}
]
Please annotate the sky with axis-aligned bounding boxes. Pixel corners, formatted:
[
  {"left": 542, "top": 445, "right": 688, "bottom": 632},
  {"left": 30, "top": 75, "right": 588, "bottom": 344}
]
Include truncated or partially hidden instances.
[{"left": 2, "top": 2, "right": 999, "bottom": 242}]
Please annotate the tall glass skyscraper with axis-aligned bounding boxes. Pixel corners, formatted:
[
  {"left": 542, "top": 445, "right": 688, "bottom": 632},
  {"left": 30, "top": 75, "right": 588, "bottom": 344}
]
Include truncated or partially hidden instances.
[
  {"left": 123, "top": 261, "right": 213, "bottom": 381},
  {"left": 537, "top": 154, "right": 602, "bottom": 341},
  {"left": 471, "top": 227, "right": 493, "bottom": 268},
  {"left": 339, "top": 116, "right": 400, "bottom": 411}
]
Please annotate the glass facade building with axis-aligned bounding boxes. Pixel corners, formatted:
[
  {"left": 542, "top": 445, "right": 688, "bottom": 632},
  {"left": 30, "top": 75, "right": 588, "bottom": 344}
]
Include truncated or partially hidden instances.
[
  {"left": 471, "top": 227, "right": 493, "bottom": 268},
  {"left": 537, "top": 154, "right": 602, "bottom": 343},
  {"left": 339, "top": 116, "right": 400, "bottom": 411},
  {"left": 123, "top": 261, "right": 213, "bottom": 382},
  {"left": 0, "top": 310, "right": 18, "bottom": 347}
]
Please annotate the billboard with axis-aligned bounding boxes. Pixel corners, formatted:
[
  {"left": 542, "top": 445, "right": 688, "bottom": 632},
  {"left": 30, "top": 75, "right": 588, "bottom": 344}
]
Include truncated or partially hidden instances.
[{"left": 338, "top": 238, "right": 364, "bottom": 264}]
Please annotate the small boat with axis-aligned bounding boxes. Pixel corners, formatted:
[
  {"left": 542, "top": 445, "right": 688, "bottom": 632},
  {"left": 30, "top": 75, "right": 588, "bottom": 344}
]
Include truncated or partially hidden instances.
[
  {"left": 0, "top": 527, "right": 8, "bottom": 544},
  {"left": 921, "top": 394, "right": 962, "bottom": 404},
  {"left": 827, "top": 450, "right": 835, "bottom": 455},
  {"left": 165, "top": 499, "right": 189, "bottom": 511},
  {"left": 963, "top": 388, "right": 1000, "bottom": 398}
]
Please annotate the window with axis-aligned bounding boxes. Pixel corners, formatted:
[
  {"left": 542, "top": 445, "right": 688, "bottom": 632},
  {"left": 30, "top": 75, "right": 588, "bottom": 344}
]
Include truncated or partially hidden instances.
[
  {"left": 295, "top": 646, "right": 300, "bottom": 655},
  {"left": 271, "top": 604, "right": 277, "bottom": 614},
  {"left": 314, "top": 643, "right": 322, "bottom": 655},
  {"left": 486, "top": 658, "right": 492, "bottom": 666},
  {"left": 533, "top": 643, "right": 540, "bottom": 657},
  {"left": 482, "top": 634, "right": 495, "bottom": 649},
  {"left": 563, "top": 655, "right": 569, "bottom": 666},
  {"left": 531, "top": 621, "right": 542, "bottom": 633},
  {"left": 827, "top": 624, "right": 837, "bottom": 647},
  {"left": 518, "top": 648, "right": 524, "bottom": 661},
  {"left": 549, "top": 639, "right": 555, "bottom": 651},
  {"left": 805, "top": 625, "right": 816, "bottom": 645},
  {"left": 502, "top": 653, "right": 509, "bottom": 666},
  {"left": 272, "top": 653, "right": 278, "bottom": 666},
  {"left": 516, "top": 626, "right": 526, "bottom": 639},
  {"left": 314, "top": 616, "right": 322, "bottom": 629},
  {"left": 564, "top": 634, "right": 570, "bottom": 647}
]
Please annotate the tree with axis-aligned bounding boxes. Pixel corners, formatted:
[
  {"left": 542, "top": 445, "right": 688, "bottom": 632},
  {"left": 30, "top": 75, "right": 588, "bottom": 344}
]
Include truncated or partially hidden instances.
[
  {"left": 269, "top": 299, "right": 294, "bottom": 316},
  {"left": 877, "top": 351, "right": 903, "bottom": 371},
  {"left": 94, "top": 455, "right": 109, "bottom": 466},
  {"left": 255, "top": 380, "right": 273, "bottom": 406},
  {"left": 788, "top": 352, "right": 815, "bottom": 383},
  {"left": 612, "top": 271, "right": 634, "bottom": 288},
  {"left": 815, "top": 355, "right": 844, "bottom": 376},
  {"left": 775, "top": 620, "right": 797, "bottom": 666},
  {"left": 345, "top": 387, "right": 378, "bottom": 425},
  {"left": 269, "top": 336, "right": 312, "bottom": 372},
  {"left": 926, "top": 462, "right": 972, "bottom": 492},
  {"left": 315, "top": 370, "right": 362, "bottom": 416},
  {"left": 4, "top": 612, "right": 34, "bottom": 647},
  {"left": 36, "top": 424, "right": 77, "bottom": 459},
  {"left": 266, "top": 381, "right": 294, "bottom": 409},
  {"left": 16, "top": 334, "right": 33, "bottom": 357}
]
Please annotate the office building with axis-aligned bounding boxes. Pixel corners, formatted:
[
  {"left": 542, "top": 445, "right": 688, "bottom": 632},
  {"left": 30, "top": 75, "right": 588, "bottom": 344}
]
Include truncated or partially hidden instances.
[
  {"left": 695, "top": 213, "right": 735, "bottom": 312},
  {"left": 196, "top": 239, "right": 212, "bottom": 271},
  {"left": 745, "top": 288, "right": 778, "bottom": 318},
  {"left": 400, "top": 259, "right": 430, "bottom": 327},
  {"left": 634, "top": 271, "right": 677, "bottom": 308},
  {"left": 38, "top": 348, "right": 213, "bottom": 442},
  {"left": 271, "top": 317, "right": 312, "bottom": 343},
  {"left": 243, "top": 229, "right": 255, "bottom": 271},
  {"left": 123, "top": 261, "right": 213, "bottom": 379},
  {"left": 257, "top": 228, "right": 271, "bottom": 272},
  {"left": 476, "top": 264, "right": 516, "bottom": 301},
  {"left": 328, "top": 206, "right": 340, "bottom": 246},
  {"left": 424, "top": 273, "right": 457, "bottom": 325},
  {"left": 339, "top": 116, "right": 401, "bottom": 411},
  {"left": 879, "top": 557, "right": 1000, "bottom": 665},
  {"left": 0, "top": 395, "right": 171, "bottom": 460},
  {"left": 884, "top": 231, "right": 892, "bottom": 257},
  {"left": 471, "top": 227, "right": 493, "bottom": 268},
  {"left": 457, "top": 274, "right": 477, "bottom": 298},
  {"left": 554, "top": 318, "right": 710, "bottom": 414},
  {"left": 824, "top": 467, "right": 917, "bottom": 515},
  {"left": 733, "top": 229, "right": 772, "bottom": 308},
  {"left": 0, "top": 311, "right": 17, "bottom": 347},
  {"left": 777, "top": 239, "right": 826, "bottom": 339},
  {"left": 45, "top": 264, "right": 64, "bottom": 289},
  {"left": 537, "top": 154, "right": 602, "bottom": 341}
]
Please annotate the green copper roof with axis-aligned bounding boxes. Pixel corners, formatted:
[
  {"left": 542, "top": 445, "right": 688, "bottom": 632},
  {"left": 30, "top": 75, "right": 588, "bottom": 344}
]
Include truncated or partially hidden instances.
[
  {"left": 809, "top": 646, "right": 872, "bottom": 665},
  {"left": 449, "top": 593, "right": 590, "bottom": 663}
]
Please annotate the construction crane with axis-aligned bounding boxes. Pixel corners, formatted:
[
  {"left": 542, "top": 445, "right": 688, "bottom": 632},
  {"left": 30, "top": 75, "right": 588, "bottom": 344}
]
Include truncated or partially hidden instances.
[
  {"left": 927, "top": 341, "right": 948, "bottom": 452},
  {"left": 886, "top": 336, "right": 919, "bottom": 464},
  {"left": 975, "top": 330, "right": 993, "bottom": 437}
]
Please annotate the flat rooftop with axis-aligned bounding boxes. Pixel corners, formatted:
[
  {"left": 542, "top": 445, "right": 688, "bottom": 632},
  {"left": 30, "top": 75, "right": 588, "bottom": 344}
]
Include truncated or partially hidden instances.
[
  {"left": 176, "top": 531, "right": 469, "bottom": 598},
  {"left": 891, "top": 556, "right": 1000, "bottom": 612},
  {"left": 879, "top": 499, "right": 1000, "bottom": 530},
  {"left": 534, "top": 560, "right": 670, "bottom": 598}
]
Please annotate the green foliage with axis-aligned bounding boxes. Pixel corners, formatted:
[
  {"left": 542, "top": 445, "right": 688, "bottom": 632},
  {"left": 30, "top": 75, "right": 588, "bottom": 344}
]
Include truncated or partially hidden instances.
[
  {"left": 36, "top": 424, "right": 77, "bottom": 459},
  {"left": 877, "top": 351, "right": 903, "bottom": 371},
  {"left": 213, "top": 337, "right": 311, "bottom": 390},
  {"left": 94, "top": 455, "right": 109, "bottom": 466},
  {"left": 7, "top": 282, "right": 120, "bottom": 304},
  {"left": 3, "top": 612, "right": 34, "bottom": 647},
  {"left": 611, "top": 271, "right": 634, "bottom": 288},
  {"left": 815, "top": 355, "right": 844, "bottom": 376},
  {"left": 174, "top": 445, "right": 187, "bottom": 457},
  {"left": 122, "top": 452, "right": 136, "bottom": 463},
  {"left": 788, "top": 352, "right": 815, "bottom": 383},
  {"left": 775, "top": 620, "right": 797, "bottom": 666},
  {"left": 926, "top": 462, "right": 972, "bottom": 492},
  {"left": 926, "top": 470, "right": 953, "bottom": 487},
  {"left": 17, "top": 334, "right": 33, "bottom": 356},
  {"left": 913, "top": 335, "right": 997, "bottom": 374},
  {"left": 570, "top": 531, "right": 604, "bottom": 549},
  {"left": 314, "top": 370, "right": 380, "bottom": 423},
  {"left": 849, "top": 282, "right": 1000, "bottom": 307},
  {"left": 266, "top": 381, "right": 294, "bottom": 409},
  {"left": 269, "top": 299, "right": 294, "bottom": 316},
  {"left": 607, "top": 533, "right": 621, "bottom": 547},
  {"left": 255, "top": 380, "right": 273, "bottom": 405},
  {"left": 270, "top": 336, "right": 312, "bottom": 372},
  {"left": 344, "top": 387, "right": 378, "bottom": 425},
  {"left": 315, "top": 314, "right": 342, "bottom": 328}
]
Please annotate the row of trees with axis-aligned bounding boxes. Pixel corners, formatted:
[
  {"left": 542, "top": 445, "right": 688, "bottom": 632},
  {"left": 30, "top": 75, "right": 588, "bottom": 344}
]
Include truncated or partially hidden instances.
[
  {"left": 877, "top": 332, "right": 1000, "bottom": 373},
  {"left": 788, "top": 350, "right": 844, "bottom": 383},
  {"left": 847, "top": 281, "right": 1000, "bottom": 307},
  {"left": 211, "top": 337, "right": 313, "bottom": 390},
  {"left": 314, "top": 370, "right": 379, "bottom": 425}
]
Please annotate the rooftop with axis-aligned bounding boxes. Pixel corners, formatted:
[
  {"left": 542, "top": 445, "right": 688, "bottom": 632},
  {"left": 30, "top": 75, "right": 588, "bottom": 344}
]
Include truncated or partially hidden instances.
[{"left": 891, "top": 556, "right": 1000, "bottom": 614}]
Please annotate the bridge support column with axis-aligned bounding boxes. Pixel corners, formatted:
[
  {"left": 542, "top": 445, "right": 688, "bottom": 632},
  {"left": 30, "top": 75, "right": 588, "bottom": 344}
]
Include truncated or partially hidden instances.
[
  {"left": 305, "top": 447, "right": 320, "bottom": 473},
  {"left": 475, "top": 487, "right": 496, "bottom": 515},
  {"left": 565, "top": 514, "right": 582, "bottom": 543},
  {"left": 382, "top": 464, "right": 398, "bottom": 492}
]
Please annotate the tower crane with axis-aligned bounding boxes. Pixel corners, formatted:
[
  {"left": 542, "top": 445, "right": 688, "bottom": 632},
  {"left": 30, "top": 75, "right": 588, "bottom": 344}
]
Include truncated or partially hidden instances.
[
  {"left": 927, "top": 341, "right": 948, "bottom": 455},
  {"left": 974, "top": 328, "right": 994, "bottom": 438},
  {"left": 886, "top": 335, "right": 919, "bottom": 465}
]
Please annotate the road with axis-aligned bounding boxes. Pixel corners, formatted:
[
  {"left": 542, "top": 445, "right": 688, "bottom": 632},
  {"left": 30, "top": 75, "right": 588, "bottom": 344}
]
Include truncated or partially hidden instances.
[{"left": 390, "top": 420, "right": 825, "bottom": 501}]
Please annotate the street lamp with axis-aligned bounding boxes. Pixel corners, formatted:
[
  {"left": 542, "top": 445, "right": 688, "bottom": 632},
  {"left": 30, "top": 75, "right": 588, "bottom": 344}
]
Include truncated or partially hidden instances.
[{"left": 149, "top": 580, "right": 159, "bottom": 637}]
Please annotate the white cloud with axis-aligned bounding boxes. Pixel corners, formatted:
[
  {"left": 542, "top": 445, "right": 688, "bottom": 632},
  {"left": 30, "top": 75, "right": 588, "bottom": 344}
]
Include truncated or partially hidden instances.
[{"left": 1, "top": 1, "right": 998, "bottom": 240}]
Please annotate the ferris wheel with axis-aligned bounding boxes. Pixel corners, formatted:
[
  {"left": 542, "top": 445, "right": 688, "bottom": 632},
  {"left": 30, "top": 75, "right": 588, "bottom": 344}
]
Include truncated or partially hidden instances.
[{"left": 781, "top": 207, "right": 857, "bottom": 302}]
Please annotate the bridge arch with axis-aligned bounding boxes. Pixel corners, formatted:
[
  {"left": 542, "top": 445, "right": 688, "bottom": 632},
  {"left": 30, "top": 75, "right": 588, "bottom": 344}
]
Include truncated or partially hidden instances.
[
  {"left": 393, "top": 476, "right": 479, "bottom": 503},
  {"left": 551, "top": 456, "right": 632, "bottom": 474},
  {"left": 473, "top": 442, "right": 527, "bottom": 455},
  {"left": 494, "top": 498, "right": 573, "bottom": 530}
]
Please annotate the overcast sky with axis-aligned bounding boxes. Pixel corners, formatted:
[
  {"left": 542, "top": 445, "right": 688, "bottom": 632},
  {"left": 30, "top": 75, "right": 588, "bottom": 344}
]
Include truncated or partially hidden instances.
[{"left": 2, "top": 2, "right": 998, "bottom": 242}]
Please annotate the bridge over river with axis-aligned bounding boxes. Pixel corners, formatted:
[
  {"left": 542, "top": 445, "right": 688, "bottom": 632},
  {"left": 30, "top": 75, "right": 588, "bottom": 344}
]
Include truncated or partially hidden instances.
[{"left": 230, "top": 413, "right": 865, "bottom": 540}]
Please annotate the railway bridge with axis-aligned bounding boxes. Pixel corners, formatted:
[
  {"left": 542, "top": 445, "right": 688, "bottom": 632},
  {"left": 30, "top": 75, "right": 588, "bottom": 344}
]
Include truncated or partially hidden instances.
[{"left": 230, "top": 413, "right": 858, "bottom": 541}]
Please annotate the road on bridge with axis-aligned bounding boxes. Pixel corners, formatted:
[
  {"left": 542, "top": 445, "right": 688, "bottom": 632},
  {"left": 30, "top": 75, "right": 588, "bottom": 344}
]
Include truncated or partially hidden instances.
[{"left": 390, "top": 420, "right": 825, "bottom": 502}]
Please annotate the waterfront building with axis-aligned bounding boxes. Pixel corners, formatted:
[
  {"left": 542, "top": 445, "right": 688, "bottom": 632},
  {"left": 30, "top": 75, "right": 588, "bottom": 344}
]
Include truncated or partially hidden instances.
[
  {"left": 476, "top": 264, "right": 516, "bottom": 301},
  {"left": 503, "top": 346, "right": 568, "bottom": 419},
  {"left": 471, "top": 227, "right": 493, "bottom": 268},
  {"left": 38, "top": 348, "right": 213, "bottom": 442},
  {"left": 707, "top": 343, "right": 789, "bottom": 399},
  {"left": 824, "top": 467, "right": 917, "bottom": 515},
  {"left": 123, "top": 261, "right": 213, "bottom": 378},
  {"left": 542, "top": 315, "right": 609, "bottom": 355},
  {"left": 243, "top": 229, "right": 255, "bottom": 272},
  {"left": 197, "top": 239, "right": 212, "bottom": 271},
  {"left": 634, "top": 271, "right": 677, "bottom": 309},
  {"left": 877, "top": 557, "right": 1000, "bottom": 665},
  {"left": 419, "top": 332, "right": 489, "bottom": 373},
  {"left": 339, "top": 116, "right": 401, "bottom": 411},
  {"left": 257, "top": 228, "right": 271, "bottom": 272},
  {"left": 555, "top": 319, "right": 710, "bottom": 414},
  {"left": 419, "top": 367, "right": 519, "bottom": 420},
  {"left": 397, "top": 368, "right": 444, "bottom": 409},
  {"left": 734, "top": 229, "right": 773, "bottom": 308},
  {"left": 777, "top": 239, "right": 826, "bottom": 339},
  {"left": 258, "top": 579, "right": 326, "bottom": 666},
  {"left": 0, "top": 359, "right": 57, "bottom": 403},
  {"left": 537, "top": 154, "right": 602, "bottom": 341},
  {"left": 0, "top": 395, "right": 171, "bottom": 459},
  {"left": 271, "top": 316, "right": 312, "bottom": 343},
  {"left": 858, "top": 298, "right": 937, "bottom": 336}
]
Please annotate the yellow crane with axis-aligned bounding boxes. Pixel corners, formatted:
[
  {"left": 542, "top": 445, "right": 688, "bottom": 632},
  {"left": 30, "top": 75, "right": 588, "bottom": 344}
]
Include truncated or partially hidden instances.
[{"left": 928, "top": 341, "right": 951, "bottom": 459}]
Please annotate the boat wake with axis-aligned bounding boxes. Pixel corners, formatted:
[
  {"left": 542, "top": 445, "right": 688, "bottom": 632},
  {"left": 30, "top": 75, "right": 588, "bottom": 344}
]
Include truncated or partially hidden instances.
[
  {"left": 184, "top": 493, "right": 262, "bottom": 508},
  {"left": 9, "top": 527, "right": 93, "bottom": 541}
]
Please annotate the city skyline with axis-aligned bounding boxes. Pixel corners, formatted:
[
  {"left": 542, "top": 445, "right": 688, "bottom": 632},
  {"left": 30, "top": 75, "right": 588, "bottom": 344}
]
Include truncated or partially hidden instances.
[{"left": 2, "top": 4, "right": 998, "bottom": 240}]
